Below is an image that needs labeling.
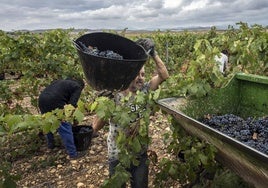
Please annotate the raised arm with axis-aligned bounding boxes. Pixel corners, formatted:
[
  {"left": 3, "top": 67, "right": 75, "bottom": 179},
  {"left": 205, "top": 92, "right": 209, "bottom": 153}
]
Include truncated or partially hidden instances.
[
  {"left": 149, "top": 54, "right": 169, "bottom": 91},
  {"left": 136, "top": 38, "right": 169, "bottom": 91}
]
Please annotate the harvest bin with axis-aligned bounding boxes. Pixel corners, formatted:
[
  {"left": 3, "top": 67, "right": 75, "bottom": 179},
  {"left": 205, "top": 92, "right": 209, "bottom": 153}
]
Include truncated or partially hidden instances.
[
  {"left": 72, "top": 125, "right": 93, "bottom": 151},
  {"left": 74, "top": 32, "right": 148, "bottom": 91},
  {"left": 157, "top": 73, "right": 268, "bottom": 188}
]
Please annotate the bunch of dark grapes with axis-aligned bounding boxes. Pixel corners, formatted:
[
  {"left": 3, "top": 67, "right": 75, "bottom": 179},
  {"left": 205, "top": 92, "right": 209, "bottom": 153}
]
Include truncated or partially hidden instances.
[
  {"left": 78, "top": 126, "right": 92, "bottom": 134},
  {"left": 78, "top": 41, "right": 123, "bottom": 60},
  {"left": 200, "top": 114, "right": 268, "bottom": 155}
]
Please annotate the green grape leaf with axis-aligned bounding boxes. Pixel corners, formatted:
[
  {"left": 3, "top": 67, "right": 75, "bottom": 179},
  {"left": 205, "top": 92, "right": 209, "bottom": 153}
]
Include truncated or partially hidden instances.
[
  {"left": 77, "top": 100, "right": 85, "bottom": 113},
  {"left": 90, "top": 101, "right": 98, "bottom": 112},
  {"left": 198, "top": 153, "right": 208, "bottom": 165},
  {"left": 64, "top": 104, "right": 75, "bottom": 118},
  {"left": 73, "top": 108, "right": 84, "bottom": 122},
  {"left": 138, "top": 119, "right": 147, "bottom": 137},
  {"left": 131, "top": 137, "right": 141, "bottom": 153}
]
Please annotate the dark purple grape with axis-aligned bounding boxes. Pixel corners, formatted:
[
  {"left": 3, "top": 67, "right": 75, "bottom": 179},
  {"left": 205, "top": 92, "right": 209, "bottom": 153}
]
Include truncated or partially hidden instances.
[
  {"left": 200, "top": 114, "right": 268, "bottom": 155},
  {"left": 78, "top": 41, "right": 123, "bottom": 60}
]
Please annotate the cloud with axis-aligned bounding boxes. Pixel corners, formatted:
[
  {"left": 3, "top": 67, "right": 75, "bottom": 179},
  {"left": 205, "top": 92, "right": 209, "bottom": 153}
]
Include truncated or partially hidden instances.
[
  {"left": 0, "top": 0, "right": 267, "bottom": 31},
  {"left": 164, "top": 0, "right": 182, "bottom": 8}
]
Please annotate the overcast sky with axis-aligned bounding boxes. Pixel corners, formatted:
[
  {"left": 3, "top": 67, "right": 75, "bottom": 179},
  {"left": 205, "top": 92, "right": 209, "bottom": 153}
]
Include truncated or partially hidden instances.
[{"left": 1, "top": 0, "right": 268, "bottom": 31}]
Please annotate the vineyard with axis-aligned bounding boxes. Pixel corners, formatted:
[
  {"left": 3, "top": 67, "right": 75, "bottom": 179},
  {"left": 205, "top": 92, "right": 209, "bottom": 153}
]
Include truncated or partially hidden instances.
[{"left": 1, "top": 22, "right": 268, "bottom": 187}]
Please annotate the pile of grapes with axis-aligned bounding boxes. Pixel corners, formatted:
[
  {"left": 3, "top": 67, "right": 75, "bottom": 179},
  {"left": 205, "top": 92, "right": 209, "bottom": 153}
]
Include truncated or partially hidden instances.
[
  {"left": 77, "top": 126, "right": 92, "bottom": 134},
  {"left": 78, "top": 41, "right": 123, "bottom": 60},
  {"left": 200, "top": 114, "right": 268, "bottom": 155}
]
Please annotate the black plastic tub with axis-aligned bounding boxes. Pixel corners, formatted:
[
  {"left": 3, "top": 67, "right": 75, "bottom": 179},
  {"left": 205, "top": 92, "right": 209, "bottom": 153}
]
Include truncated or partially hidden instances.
[
  {"left": 74, "top": 32, "right": 148, "bottom": 91},
  {"left": 72, "top": 125, "right": 93, "bottom": 151}
]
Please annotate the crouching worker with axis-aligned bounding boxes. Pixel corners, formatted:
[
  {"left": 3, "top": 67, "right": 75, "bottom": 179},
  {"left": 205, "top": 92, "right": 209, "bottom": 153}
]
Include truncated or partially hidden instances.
[{"left": 38, "top": 78, "right": 85, "bottom": 159}]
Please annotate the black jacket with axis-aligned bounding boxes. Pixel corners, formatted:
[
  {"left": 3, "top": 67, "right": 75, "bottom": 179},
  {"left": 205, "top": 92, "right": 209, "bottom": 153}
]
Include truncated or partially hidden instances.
[{"left": 38, "top": 79, "right": 84, "bottom": 114}]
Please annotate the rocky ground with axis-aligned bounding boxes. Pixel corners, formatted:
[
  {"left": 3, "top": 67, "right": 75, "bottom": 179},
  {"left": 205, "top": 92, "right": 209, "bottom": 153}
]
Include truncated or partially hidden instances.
[
  {"left": 9, "top": 112, "right": 181, "bottom": 188},
  {"left": 1, "top": 74, "right": 181, "bottom": 188}
]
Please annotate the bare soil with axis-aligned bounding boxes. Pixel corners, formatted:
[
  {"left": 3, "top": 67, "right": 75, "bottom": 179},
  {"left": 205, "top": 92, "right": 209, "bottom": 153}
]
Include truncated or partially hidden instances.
[
  {"left": 2, "top": 74, "right": 180, "bottom": 188},
  {"left": 9, "top": 112, "right": 181, "bottom": 188}
]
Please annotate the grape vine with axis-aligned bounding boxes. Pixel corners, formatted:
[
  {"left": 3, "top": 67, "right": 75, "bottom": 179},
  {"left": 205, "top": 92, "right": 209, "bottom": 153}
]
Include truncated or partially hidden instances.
[{"left": 0, "top": 22, "right": 267, "bottom": 187}]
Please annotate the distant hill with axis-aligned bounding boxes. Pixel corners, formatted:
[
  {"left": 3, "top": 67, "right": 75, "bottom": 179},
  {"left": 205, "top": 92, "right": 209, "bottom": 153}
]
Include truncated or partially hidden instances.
[{"left": 4, "top": 26, "right": 227, "bottom": 34}]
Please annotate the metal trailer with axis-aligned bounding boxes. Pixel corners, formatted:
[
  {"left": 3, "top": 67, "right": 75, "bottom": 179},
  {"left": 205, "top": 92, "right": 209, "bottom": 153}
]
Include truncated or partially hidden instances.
[{"left": 157, "top": 73, "right": 268, "bottom": 188}]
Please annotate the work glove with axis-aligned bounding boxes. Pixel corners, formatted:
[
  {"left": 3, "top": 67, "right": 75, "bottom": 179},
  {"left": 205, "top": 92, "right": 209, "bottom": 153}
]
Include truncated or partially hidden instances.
[{"left": 136, "top": 38, "right": 157, "bottom": 57}]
